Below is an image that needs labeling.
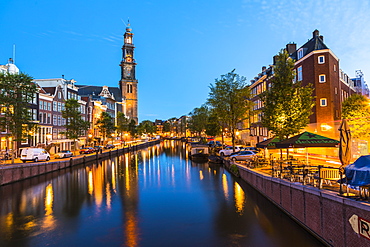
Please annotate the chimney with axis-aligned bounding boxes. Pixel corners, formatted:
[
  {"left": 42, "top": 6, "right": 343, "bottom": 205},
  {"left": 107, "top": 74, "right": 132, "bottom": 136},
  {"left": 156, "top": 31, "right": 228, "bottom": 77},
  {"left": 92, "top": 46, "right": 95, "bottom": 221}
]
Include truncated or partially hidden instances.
[
  {"left": 273, "top": 55, "right": 278, "bottom": 65},
  {"left": 319, "top": 35, "right": 324, "bottom": 42},
  {"left": 313, "top": 29, "right": 319, "bottom": 38},
  {"left": 262, "top": 66, "right": 266, "bottom": 72},
  {"left": 286, "top": 43, "right": 297, "bottom": 55}
]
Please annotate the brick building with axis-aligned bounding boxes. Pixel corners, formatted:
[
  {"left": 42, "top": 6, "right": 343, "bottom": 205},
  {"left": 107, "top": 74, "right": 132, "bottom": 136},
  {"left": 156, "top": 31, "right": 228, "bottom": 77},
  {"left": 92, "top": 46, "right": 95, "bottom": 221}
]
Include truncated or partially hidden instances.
[{"left": 245, "top": 30, "right": 364, "bottom": 146}]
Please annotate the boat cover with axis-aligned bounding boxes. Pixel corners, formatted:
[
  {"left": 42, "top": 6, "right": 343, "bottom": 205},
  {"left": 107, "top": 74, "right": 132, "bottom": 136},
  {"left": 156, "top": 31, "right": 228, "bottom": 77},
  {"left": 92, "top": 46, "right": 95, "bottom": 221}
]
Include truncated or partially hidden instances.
[{"left": 345, "top": 155, "right": 370, "bottom": 186}]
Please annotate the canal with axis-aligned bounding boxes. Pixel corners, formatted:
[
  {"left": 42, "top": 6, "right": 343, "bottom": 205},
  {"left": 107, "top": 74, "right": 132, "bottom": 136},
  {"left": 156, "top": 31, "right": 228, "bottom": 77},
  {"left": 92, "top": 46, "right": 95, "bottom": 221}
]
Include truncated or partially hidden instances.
[{"left": 0, "top": 141, "right": 325, "bottom": 247}]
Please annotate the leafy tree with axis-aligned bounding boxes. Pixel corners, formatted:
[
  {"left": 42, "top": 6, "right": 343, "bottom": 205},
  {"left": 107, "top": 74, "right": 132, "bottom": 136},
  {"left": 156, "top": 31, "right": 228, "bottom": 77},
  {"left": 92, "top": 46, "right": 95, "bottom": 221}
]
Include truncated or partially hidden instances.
[
  {"left": 0, "top": 72, "right": 38, "bottom": 162},
  {"left": 188, "top": 105, "right": 209, "bottom": 136},
  {"left": 163, "top": 121, "right": 171, "bottom": 133},
  {"left": 96, "top": 112, "right": 116, "bottom": 144},
  {"left": 137, "top": 120, "right": 157, "bottom": 136},
  {"left": 62, "top": 98, "right": 90, "bottom": 150},
  {"left": 128, "top": 119, "right": 137, "bottom": 139},
  {"left": 260, "top": 49, "right": 314, "bottom": 140},
  {"left": 205, "top": 109, "right": 222, "bottom": 137},
  {"left": 116, "top": 112, "right": 129, "bottom": 142},
  {"left": 342, "top": 94, "right": 370, "bottom": 139},
  {"left": 207, "top": 69, "right": 252, "bottom": 150}
]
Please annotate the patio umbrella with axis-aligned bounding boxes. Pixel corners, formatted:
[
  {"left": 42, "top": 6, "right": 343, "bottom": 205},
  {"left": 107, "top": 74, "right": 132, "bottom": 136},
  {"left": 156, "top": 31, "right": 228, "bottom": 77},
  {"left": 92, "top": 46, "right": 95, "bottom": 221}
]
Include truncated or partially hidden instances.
[
  {"left": 339, "top": 119, "right": 351, "bottom": 195},
  {"left": 275, "top": 131, "right": 339, "bottom": 148},
  {"left": 339, "top": 119, "right": 351, "bottom": 169},
  {"left": 256, "top": 137, "right": 280, "bottom": 149},
  {"left": 275, "top": 131, "right": 339, "bottom": 164}
]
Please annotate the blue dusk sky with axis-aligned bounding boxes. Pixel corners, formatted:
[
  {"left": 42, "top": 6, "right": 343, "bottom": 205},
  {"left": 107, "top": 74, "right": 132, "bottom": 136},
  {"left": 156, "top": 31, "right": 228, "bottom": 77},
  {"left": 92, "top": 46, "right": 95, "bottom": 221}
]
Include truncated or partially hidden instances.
[{"left": 1, "top": 0, "right": 370, "bottom": 122}]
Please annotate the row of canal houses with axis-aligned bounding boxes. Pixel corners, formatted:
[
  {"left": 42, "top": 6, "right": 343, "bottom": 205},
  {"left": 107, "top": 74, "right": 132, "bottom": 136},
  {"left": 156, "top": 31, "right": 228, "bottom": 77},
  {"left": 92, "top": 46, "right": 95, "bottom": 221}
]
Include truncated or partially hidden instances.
[{"left": 0, "top": 59, "right": 122, "bottom": 154}]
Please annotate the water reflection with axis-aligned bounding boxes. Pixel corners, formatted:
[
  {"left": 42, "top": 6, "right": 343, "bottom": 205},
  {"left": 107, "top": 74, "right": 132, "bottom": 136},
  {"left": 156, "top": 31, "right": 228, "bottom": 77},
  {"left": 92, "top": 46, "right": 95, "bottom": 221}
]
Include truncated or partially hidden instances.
[{"left": 0, "top": 141, "right": 324, "bottom": 247}]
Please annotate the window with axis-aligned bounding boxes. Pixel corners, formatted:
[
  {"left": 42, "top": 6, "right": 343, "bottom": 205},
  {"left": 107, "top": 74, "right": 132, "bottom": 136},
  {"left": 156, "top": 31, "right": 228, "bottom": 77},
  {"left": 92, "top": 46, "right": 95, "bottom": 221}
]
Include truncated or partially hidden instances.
[
  {"left": 53, "top": 102, "right": 57, "bottom": 111},
  {"left": 297, "top": 48, "right": 304, "bottom": 59},
  {"left": 58, "top": 116, "right": 61, "bottom": 126},
  {"left": 39, "top": 113, "right": 43, "bottom": 123},
  {"left": 48, "top": 102, "right": 51, "bottom": 111},
  {"left": 334, "top": 64, "right": 336, "bottom": 72},
  {"left": 320, "top": 98, "right": 327, "bottom": 106},
  {"left": 48, "top": 113, "right": 51, "bottom": 124},
  {"left": 58, "top": 92, "right": 62, "bottom": 99},
  {"left": 297, "top": 66, "right": 303, "bottom": 81},
  {"left": 58, "top": 102, "right": 61, "bottom": 112},
  {"left": 319, "top": 74, "right": 326, "bottom": 83},
  {"left": 318, "top": 55, "right": 325, "bottom": 64},
  {"left": 127, "top": 84, "right": 133, "bottom": 93},
  {"left": 53, "top": 115, "right": 57, "bottom": 125}
]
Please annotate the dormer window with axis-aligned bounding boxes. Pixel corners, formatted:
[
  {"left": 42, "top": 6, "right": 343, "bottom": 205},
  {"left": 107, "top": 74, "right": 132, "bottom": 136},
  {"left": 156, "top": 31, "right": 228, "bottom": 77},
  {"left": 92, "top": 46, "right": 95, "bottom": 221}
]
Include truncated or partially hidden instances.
[{"left": 297, "top": 48, "right": 304, "bottom": 60}]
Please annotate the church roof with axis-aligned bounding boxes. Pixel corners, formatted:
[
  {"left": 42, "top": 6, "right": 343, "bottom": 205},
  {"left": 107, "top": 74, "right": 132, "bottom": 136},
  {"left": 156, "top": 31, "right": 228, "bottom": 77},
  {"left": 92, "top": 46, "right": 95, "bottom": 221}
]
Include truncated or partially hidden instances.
[
  {"left": 76, "top": 85, "right": 123, "bottom": 102},
  {"left": 290, "top": 30, "right": 329, "bottom": 60}
]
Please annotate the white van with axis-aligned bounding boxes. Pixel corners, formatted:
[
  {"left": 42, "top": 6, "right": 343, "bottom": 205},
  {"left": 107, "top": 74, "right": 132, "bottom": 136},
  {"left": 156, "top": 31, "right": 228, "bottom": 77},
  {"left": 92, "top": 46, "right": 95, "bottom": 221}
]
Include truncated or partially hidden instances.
[{"left": 20, "top": 148, "right": 51, "bottom": 163}]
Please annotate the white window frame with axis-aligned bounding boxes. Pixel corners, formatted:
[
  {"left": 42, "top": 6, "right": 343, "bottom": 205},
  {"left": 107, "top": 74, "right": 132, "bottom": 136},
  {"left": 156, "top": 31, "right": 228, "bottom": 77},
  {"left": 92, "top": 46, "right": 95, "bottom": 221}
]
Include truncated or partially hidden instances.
[
  {"left": 320, "top": 98, "right": 327, "bottom": 106},
  {"left": 297, "top": 66, "right": 303, "bottom": 81},
  {"left": 319, "top": 74, "right": 326, "bottom": 83},
  {"left": 318, "top": 55, "right": 325, "bottom": 64}
]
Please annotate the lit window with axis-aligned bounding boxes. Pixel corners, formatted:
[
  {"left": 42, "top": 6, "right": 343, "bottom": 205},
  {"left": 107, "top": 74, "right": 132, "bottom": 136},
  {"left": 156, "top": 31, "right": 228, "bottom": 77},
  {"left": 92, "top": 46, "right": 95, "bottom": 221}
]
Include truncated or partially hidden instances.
[
  {"left": 320, "top": 98, "right": 327, "bottom": 106},
  {"left": 298, "top": 49, "right": 304, "bottom": 59},
  {"left": 318, "top": 55, "right": 325, "bottom": 64},
  {"left": 319, "top": 74, "right": 326, "bottom": 83},
  {"left": 297, "top": 66, "right": 303, "bottom": 81}
]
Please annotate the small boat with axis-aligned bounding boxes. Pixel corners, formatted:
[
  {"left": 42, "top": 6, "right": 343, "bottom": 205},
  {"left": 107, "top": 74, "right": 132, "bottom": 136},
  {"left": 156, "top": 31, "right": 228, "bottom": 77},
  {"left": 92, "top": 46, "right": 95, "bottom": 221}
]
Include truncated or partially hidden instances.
[
  {"left": 189, "top": 145, "right": 209, "bottom": 161},
  {"left": 208, "top": 155, "right": 223, "bottom": 164}
]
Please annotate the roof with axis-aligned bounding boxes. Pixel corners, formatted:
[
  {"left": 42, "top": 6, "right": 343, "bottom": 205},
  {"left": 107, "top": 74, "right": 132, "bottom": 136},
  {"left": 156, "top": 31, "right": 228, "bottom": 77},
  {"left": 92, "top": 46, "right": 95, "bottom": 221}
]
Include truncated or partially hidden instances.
[
  {"left": 290, "top": 30, "right": 329, "bottom": 60},
  {"left": 76, "top": 85, "right": 123, "bottom": 102}
]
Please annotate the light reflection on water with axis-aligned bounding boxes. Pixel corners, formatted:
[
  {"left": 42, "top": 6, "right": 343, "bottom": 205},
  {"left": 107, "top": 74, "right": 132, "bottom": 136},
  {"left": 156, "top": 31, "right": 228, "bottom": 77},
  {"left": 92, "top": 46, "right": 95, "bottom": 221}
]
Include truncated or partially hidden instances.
[{"left": 0, "top": 141, "right": 325, "bottom": 247}]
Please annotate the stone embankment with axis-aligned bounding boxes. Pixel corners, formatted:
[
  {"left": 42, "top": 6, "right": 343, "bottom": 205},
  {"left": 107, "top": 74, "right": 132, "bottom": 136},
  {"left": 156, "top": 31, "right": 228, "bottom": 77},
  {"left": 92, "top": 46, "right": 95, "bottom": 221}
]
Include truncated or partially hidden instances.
[
  {"left": 224, "top": 160, "right": 370, "bottom": 247},
  {"left": 0, "top": 140, "right": 160, "bottom": 186}
]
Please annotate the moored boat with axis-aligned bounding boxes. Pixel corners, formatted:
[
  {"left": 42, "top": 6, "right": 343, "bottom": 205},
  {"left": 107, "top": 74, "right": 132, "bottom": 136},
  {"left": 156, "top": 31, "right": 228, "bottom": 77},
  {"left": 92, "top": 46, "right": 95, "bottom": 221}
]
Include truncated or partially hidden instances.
[
  {"left": 208, "top": 155, "right": 223, "bottom": 164},
  {"left": 189, "top": 145, "right": 209, "bottom": 161}
]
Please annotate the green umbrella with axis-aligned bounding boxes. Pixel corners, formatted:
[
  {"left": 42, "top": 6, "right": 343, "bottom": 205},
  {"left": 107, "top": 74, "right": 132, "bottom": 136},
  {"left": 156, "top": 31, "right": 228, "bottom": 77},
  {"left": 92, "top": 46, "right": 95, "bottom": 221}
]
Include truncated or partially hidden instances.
[
  {"left": 256, "top": 137, "right": 280, "bottom": 149},
  {"left": 275, "top": 131, "right": 339, "bottom": 149}
]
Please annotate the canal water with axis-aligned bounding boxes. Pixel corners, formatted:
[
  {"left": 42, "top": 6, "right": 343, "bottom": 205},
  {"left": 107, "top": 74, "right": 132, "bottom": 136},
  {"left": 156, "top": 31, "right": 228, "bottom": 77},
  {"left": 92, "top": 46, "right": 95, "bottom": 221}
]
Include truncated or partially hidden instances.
[{"left": 0, "top": 141, "right": 325, "bottom": 247}]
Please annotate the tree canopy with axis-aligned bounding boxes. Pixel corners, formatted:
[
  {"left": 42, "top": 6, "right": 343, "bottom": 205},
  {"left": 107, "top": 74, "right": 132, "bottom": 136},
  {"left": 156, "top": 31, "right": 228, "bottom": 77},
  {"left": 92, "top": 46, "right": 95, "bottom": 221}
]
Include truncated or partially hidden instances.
[
  {"left": 260, "top": 49, "right": 314, "bottom": 140},
  {"left": 62, "top": 98, "right": 90, "bottom": 141},
  {"left": 207, "top": 69, "right": 252, "bottom": 149},
  {"left": 188, "top": 105, "right": 209, "bottom": 136},
  {"left": 342, "top": 94, "right": 370, "bottom": 139},
  {"left": 137, "top": 120, "right": 156, "bottom": 136},
  {"left": 96, "top": 112, "right": 116, "bottom": 142}
]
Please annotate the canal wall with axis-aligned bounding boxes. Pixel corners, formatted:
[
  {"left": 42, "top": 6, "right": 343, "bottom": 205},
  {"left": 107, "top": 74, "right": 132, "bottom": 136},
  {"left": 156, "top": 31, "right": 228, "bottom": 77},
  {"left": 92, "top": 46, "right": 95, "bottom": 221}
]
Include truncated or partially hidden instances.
[
  {"left": 0, "top": 140, "right": 160, "bottom": 186},
  {"left": 225, "top": 161, "right": 370, "bottom": 247}
]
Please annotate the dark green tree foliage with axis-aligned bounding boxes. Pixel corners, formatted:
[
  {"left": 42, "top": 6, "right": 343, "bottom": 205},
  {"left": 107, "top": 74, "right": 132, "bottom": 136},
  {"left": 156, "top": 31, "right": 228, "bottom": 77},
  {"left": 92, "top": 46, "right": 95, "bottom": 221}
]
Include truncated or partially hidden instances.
[
  {"left": 97, "top": 112, "right": 116, "bottom": 142},
  {"left": 207, "top": 70, "right": 252, "bottom": 149},
  {"left": 62, "top": 98, "right": 90, "bottom": 141},
  {"left": 116, "top": 112, "right": 129, "bottom": 136},
  {"left": 342, "top": 94, "right": 370, "bottom": 139},
  {"left": 188, "top": 105, "right": 209, "bottom": 136},
  {"left": 163, "top": 121, "right": 171, "bottom": 133},
  {"left": 205, "top": 109, "right": 222, "bottom": 137},
  {"left": 0, "top": 73, "right": 38, "bottom": 142},
  {"left": 128, "top": 119, "right": 137, "bottom": 138},
  {"left": 260, "top": 49, "right": 314, "bottom": 140},
  {"left": 137, "top": 120, "right": 157, "bottom": 136}
]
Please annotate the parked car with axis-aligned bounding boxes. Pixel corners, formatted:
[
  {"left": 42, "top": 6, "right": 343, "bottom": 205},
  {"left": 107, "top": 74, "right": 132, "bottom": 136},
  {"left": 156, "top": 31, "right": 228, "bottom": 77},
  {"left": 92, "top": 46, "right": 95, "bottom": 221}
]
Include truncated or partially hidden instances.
[
  {"left": 20, "top": 148, "right": 51, "bottom": 163},
  {"left": 230, "top": 150, "right": 257, "bottom": 161},
  {"left": 79, "top": 147, "right": 95, "bottom": 154},
  {"left": 219, "top": 146, "right": 242, "bottom": 156},
  {"left": 104, "top": 144, "right": 115, "bottom": 149},
  {"left": 94, "top": 146, "right": 104, "bottom": 151},
  {"left": 54, "top": 150, "right": 73, "bottom": 159},
  {"left": 243, "top": 147, "right": 260, "bottom": 153},
  {"left": 207, "top": 140, "right": 221, "bottom": 147}
]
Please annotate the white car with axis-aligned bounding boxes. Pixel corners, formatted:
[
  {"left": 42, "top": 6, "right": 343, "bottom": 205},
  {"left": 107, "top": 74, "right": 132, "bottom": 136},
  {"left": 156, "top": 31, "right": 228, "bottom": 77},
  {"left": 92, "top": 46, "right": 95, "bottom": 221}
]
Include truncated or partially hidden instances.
[
  {"left": 54, "top": 150, "right": 73, "bottom": 159},
  {"left": 219, "top": 146, "right": 241, "bottom": 156},
  {"left": 230, "top": 150, "right": 257, "bottom": 161},
  {"left": 20, "top": 148, "right": 51, "bottom": 163}
]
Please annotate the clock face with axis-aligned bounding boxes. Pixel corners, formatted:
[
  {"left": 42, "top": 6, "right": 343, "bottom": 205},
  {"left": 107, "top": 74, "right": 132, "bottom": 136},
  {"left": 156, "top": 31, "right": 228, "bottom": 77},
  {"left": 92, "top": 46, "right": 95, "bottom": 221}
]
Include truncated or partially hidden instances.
[
  {"left": 126, "top": 57, "right": 132, "bottom": 63},
  {"left": 124, "top": 65, "right": 132, "bottom": 77}
]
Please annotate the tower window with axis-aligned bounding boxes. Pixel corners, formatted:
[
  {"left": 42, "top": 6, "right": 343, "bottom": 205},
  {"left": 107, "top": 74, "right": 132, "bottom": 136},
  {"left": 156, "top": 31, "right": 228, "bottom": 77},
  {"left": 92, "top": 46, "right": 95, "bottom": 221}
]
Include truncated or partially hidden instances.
[
  {"left": 318, "top": 55, "right": 325, "bottom": 64},
  {"left": 319, "top": 74, "right": 326, "bottom": 83},
  {"left": 127, "top": 84, "right": 133, "bottom": 94},
  {"left": 320, "top": 98, "right": 327, "bottom": 106},
  {"left": 297, "top": 49, "right": 304, "bottom": 60}
]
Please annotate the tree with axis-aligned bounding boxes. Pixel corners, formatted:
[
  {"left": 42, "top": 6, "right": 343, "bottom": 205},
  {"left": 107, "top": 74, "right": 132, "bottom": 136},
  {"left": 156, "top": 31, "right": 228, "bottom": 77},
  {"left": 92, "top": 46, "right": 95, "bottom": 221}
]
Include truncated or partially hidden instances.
[
  {"left": 96, "top": 112, "right": 116, "bottom": 144},
  {"left": 163, "top": 121, "right": 171, "bottom": 134},
  {"left": 205, "top": 109, "right": 222, "bottom": 137},
  {"left": 260, "top": 49, "right": 314, "bottom": 140},
  {"left": 207, "top": 69, "right": 252, "bottom": 150},
  {"left": 116, "top": 112, "right": 129, "bottom": 143},
  {"left": 62, "top": 98, "right": 90, "bottom": 150},
  {"left": 137, "top": 120, "right": 157, "bottom": 136},
  {"left": 188, "top": 105, "right": 209, "bottom": 136},
  {"left": 128, "top": 119, "right": 137, "bottom": 139},
  {"left": 342, "top": 94, "right": 370, "bottom": 139},
  {"left": 0, "top": 72, "right": 38, "bottom": 162}
]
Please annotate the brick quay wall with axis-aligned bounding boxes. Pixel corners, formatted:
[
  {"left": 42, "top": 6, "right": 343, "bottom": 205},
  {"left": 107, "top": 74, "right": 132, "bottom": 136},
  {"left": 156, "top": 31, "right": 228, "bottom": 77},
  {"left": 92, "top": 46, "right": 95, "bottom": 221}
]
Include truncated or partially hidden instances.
[
  {"left": 0, "top": 140, "right": 160, "bottom": 186},
  {"left": 225, "top": 161, "right": 370, "bottom": 247}
]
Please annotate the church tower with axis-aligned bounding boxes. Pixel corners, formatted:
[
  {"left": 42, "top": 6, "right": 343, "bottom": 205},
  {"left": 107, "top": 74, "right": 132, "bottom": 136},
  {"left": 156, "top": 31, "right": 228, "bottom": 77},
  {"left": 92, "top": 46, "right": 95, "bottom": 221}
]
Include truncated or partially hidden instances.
[{"left": 120, "top": 23, "right": 138, "bottom": 123}]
